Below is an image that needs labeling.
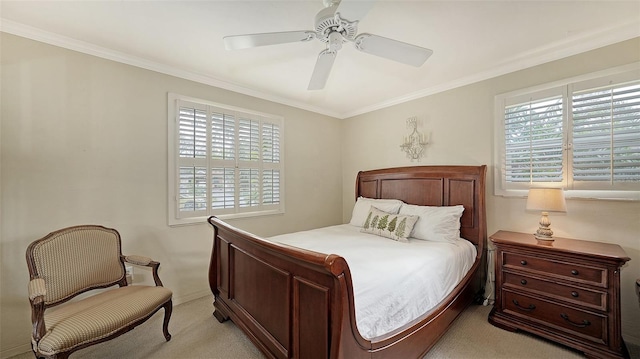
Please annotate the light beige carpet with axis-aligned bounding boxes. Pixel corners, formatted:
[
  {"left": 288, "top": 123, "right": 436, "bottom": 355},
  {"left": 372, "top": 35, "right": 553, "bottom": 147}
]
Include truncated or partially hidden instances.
[{"left": 12, "top": 295, "right": 639, "bottom": 359}]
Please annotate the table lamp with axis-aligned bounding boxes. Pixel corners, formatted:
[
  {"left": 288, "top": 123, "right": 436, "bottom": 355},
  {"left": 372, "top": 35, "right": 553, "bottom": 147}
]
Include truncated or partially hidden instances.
[{"left": 526, "top": 188, "right": 567, "bottom": 240}]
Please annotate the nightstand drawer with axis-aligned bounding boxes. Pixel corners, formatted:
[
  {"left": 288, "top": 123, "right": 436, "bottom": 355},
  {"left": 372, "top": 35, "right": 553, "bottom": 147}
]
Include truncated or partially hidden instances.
[
  {"left": 503, "top": 290, "right": 606, "bottom": 345},
  {"left": 490, "top": 231, "right": 630, "bottom": 358},
  {"left": 503, "top": 272, "right": 606, "bottom": 311},
  {"left": 503, "top": 252, "right": 606, "bottom": 287}
]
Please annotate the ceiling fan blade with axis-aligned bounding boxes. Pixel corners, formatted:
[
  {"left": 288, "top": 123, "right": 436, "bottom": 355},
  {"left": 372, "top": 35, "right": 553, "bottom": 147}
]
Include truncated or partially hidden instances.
[
  {"left": 335, "top": 0, "right": 376, "bottom": 21},
  {"left": 308, "top": 50, "right": 337, "bottom": 90},
  {"left": 224, "top": 31, "right": 315, "bottom": 50},
  {"left": 354, "top": 34, "right": 433, "bottom": 67}
]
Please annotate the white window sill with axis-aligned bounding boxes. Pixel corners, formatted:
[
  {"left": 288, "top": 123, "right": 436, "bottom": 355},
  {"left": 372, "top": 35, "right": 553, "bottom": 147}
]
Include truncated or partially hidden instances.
[
  {"left": 169, "top": 209, "right": 285, "bottom": 227},
  {"left": 495, "top": 189, "right": 640, "bottom": 201}
]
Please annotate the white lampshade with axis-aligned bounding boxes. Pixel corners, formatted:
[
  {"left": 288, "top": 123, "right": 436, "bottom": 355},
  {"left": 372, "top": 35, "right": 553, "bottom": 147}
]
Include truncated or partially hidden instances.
[{"left": 526, "top": 188, "right": 567, "bottom": 213}]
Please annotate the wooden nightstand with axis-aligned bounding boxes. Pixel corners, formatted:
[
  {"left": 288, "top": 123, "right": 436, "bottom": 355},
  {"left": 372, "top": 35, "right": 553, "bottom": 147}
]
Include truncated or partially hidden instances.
[{"left": 488, "top": 230, "right": 630, "bottom": 359}]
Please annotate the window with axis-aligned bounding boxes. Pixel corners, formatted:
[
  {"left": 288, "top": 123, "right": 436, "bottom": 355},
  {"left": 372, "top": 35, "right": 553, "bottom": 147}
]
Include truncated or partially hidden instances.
[
  {"left": 168, "top": 93, "right": 284, "bottom": 225},
  {"left": 495, "top": 64, "right": 640, "bottom": 200}
]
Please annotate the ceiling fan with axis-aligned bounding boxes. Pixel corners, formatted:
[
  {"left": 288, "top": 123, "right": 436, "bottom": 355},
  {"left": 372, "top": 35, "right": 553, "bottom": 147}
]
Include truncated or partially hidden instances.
[{"left": 223, "top": 0, "right": 433, "bottom": 90}]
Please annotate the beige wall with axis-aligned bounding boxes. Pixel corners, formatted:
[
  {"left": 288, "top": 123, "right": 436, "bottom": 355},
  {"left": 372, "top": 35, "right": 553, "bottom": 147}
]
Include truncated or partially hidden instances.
[
  {"left": 341, "top": 38, "right": 640, "bottom": 346},
  {"left": 0, "top": 33, "right": 343, "bottom": 357},
  {"left": 2, "top": 31, "right": 639, "bottom": 358}
]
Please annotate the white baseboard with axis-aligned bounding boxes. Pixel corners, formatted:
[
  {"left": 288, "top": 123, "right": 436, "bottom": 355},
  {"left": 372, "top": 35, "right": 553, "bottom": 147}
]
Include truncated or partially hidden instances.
[
  {"left": 625, "top": 334, "right": 640, "bottom": 347},
  {"left": 172, "top": 289, "right": 211, "bottom": 306},
  {"left": 1, "top": 343, "right": 31, "bottom": 359}
]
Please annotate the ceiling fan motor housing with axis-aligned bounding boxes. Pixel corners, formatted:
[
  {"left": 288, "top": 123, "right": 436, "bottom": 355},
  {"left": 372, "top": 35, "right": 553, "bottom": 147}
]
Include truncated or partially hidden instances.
[{"left": 314, "top": 5, "right": 358, "bottom": 44}]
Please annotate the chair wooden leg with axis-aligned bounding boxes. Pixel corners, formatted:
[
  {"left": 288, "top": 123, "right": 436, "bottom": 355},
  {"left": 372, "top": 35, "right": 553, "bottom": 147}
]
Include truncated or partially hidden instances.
[
  {"left": 33, "top": 347, "right": 70, "bottom": 359},
  {"left": 162, "top": 300, "right": 173, "bottom": 341},
  {"left": 36, "top": 352, "right": 69, "bottom": 359}
]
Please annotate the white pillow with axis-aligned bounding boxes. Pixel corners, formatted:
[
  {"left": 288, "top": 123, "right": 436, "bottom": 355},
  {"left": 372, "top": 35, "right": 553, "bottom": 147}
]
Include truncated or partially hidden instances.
[
  {"left": 349, "top": 197, "right": 403, "bottom": 227},
  {"left": 399, "top": 204, "right": 465, "bottom": 243},
  {"left": 361, "top": 206, "right": 419, "bottom": 243}
]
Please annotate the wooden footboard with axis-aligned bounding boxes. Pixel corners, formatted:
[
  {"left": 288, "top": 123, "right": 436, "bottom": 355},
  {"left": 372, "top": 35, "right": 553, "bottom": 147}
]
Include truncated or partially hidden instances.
[
  {"left": 207, "top": 165, "right": 487, "bottom": 359},
  {"left": 208, "top": 216, "right": 366, "bottom": 358}
]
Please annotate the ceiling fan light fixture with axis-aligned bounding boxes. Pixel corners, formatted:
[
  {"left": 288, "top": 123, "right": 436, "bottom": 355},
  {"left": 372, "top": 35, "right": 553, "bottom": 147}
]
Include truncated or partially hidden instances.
[{"left": 327, "top": 32, "right": 344, "bottom": 52}]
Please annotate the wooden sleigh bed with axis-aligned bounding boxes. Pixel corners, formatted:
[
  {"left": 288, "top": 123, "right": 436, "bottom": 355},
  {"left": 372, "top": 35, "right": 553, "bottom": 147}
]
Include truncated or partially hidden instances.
[{"left": 207, "top": 165, "right": 487, "bottom": 359}]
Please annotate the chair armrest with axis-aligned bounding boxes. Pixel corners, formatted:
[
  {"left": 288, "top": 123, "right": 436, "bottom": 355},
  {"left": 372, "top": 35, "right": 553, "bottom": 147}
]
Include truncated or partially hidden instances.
[
  {"left": 124, "top": 255, "right": 154, "bottom": 266},
  {"left": 29, "top": 278, "right": 46, "bottom": 301},
  {"left": 121, "top": 255, "right": 165, "bottom": 287},
  {"left": 28, "top": 278, "right": 47, "bottom": 342}
]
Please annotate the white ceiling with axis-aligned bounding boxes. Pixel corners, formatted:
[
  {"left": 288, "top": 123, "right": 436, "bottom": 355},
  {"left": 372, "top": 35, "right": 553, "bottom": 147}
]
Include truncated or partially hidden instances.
[{"left": 2, "top": 1, "right": 639, "bottom": 119}]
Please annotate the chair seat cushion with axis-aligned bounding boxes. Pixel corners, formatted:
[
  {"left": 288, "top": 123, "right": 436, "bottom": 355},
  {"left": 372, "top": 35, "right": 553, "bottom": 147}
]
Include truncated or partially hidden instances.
[{"left": 36, "top": 285, "right": 172, "bottom": 355}]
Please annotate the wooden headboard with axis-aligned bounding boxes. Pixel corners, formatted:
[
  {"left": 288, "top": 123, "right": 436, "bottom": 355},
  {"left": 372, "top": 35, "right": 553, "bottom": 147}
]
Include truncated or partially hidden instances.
[{"left": 356, "top": 165, "right": 487, "bottom": 247}]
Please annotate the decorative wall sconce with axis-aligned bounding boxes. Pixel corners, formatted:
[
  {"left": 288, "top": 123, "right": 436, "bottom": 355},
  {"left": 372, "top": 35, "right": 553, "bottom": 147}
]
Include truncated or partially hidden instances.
[{"left": 400, "top": 116, "right": 429, "bottom": 161}]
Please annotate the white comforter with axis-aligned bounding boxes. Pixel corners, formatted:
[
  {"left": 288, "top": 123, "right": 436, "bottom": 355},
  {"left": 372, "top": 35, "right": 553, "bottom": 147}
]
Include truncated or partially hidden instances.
[{"left": 270, "top": 224, "right": 477, "bottom": 340}]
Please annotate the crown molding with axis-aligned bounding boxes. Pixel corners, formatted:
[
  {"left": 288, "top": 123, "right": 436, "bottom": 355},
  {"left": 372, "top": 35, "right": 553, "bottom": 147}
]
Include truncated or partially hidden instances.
[
  {"left": 2, "top": 18, "right": 638, "bottom": 120},
  {"left": 0, "top": 18, "right": 342, "bottom": 119},
  {"left": 341, "top": 20, "right": 640, "bottom": 119}
]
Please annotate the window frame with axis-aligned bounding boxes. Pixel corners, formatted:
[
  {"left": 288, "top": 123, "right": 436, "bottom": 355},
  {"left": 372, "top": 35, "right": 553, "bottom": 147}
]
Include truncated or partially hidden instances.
[
  {"left": 494, "top": 63, "right": 640, "bottom": 201},
  {"left": 168, "top": 93, "right": 285, "bottom": 226}
]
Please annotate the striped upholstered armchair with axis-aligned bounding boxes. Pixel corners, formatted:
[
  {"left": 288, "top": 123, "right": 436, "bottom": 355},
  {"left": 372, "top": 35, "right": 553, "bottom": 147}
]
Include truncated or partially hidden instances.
[{"left": 26, "top": 225, "right": 173, "bottom": 359}]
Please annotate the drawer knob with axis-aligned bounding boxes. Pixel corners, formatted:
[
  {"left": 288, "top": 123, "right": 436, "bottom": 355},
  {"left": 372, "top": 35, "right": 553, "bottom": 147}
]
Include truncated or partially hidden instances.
[
  {"left": 571, "top": 291, "right": 579, "bottom": 297},
  {"left": 560, "top": 313, "right": 591, "bottom": 328},
  {"left": 520, "top": 279, "right": 527, "bottom": 285},
  {"left": 571, "top": 269, "right": 579, "bottom": 275},
  {"left": 512, "top": 299, "right": 536, "bottom": 312},
  {"left": 520, "top": 260, "right": 527, "bottom": 265}
]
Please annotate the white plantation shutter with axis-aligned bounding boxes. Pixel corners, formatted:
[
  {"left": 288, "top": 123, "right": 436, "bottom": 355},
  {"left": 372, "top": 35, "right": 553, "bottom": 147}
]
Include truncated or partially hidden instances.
[
  {"left": 238, "top": 118, "right": 260, "bottom": 162},
  {"left": 178, "top": 107, "right": 207, "bottom": 159},
  {"left": 504, "top": 96, "right": 564, "bottom": 184},
  {"left": 169, "top": 94, "right": 284, "bottom": 224},
  {"left": 236, "top": 118, "right": 260, "bottom": 210},
  {"left": 210, "top": 110, "right": 236, "bottom": 212},
  {"left": 178, "top": 106, "right": 208, "bottom": 214},
  {"left": 262, "top": 122, "right": 280, "bottom": 163},
  {"left": 239, "top": 168, "right": 259, "bottom": 208},
  {"left": 496, "top": 66, "right": 639, "bottom": 199},
  {"left": 179, "top": 166, "right": 207, "bottom": 212},
  {"left": 571, "top": 81, "right": 640, "bottom": 186},
  {"left": 211, "top": 167, "right": 235, "bottom": 209},
  {"left": 263, "top": 169, "right": 280, "bottom": 205},
  {"left": 262, "top": 121, "right": 281, "bottom": 205},
  {"left": 211, "top": 112, "right": 235, "bottom": 161}
]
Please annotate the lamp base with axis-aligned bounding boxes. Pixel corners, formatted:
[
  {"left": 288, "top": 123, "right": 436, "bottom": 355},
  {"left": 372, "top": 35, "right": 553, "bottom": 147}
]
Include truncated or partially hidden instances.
[
  {"left": 535, "top": 211, "right": 554, "bottom": 241},
  {"left": 534, "top": 233, "right": 554, "bottom": 241}
]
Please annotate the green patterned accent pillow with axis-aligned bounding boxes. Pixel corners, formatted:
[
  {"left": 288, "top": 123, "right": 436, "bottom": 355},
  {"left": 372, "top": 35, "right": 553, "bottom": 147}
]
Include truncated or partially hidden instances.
[{"left": 361, "top": 206, "right": 419, "bottom": 242}]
